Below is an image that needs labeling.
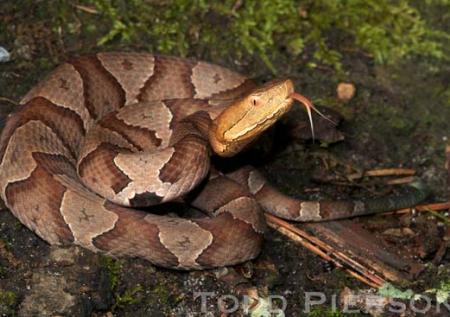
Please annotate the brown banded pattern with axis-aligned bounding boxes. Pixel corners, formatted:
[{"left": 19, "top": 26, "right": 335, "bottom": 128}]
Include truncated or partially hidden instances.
[{"left": 0, "top": 52, "right": 428, "bottom": 269}]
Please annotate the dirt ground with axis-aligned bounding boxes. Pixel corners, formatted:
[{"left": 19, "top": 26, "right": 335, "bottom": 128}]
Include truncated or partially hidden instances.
[{"left": 0, "top": 2, "right": 449, "bottom": 317}]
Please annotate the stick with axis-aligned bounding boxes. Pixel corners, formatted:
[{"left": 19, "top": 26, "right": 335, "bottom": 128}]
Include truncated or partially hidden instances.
[
  {"left": 385, "top": 201, "right": 450, "bottom": 216},
  {"left": 385, "top": 176, "right": 415, "bottom": 185},
  {"left": 72, "top": 4, "right": 99, "bottom": 14},
  {"left": 364, "top": 168, "right": 416, "bottom": 177},
  {"left": 347, "top": 168, "right": 416, "bottom": 181},
  {"left": 265, "top": 213, "right": 387, "bottom": 288},
  {"left": 0, "top": 96, "right": 18, "bottom": 106}
]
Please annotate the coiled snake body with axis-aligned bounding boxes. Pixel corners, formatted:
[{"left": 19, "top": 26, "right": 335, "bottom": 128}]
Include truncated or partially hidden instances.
[{"left": 0, "top": 53, "right": 427, "bottom": 269}]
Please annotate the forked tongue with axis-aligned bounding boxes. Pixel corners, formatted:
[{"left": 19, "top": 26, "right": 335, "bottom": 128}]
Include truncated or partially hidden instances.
[{"left": 289, "top": 92, "right": 336, "bottom": 140}]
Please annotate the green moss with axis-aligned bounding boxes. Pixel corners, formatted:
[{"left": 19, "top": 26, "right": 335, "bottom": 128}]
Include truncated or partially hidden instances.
[
  {"left": 99, "top": 256, "right": 122, "bottom": 290},
  {"left": 150, "top": 282, "right": 171, "bottom": 305},
  {"left": 0, "top": 290, "right": 17, "bottom": 314},
  {"left": 112, "top": 280, "right": 173, "bottom": 311},
  {"left": 91, "top": 0, "right": 449, "bottom": 72},
  {"left": 113, "top": 284, "right": 143, "bottom": 310},
  {"left": 2, "top": 0, "right": 447, "bottom": 73},
  {"left": 366, "top": 102, "right": 414, "bottom": 133},
  {"left": 426, "top": 278, "right": 450, "bottom": 304},
  {"left": 378, "top": 282, "right": 414, "bottom": 299},
  {"left": 307, "top": 306, "right": 358, "bottom": 317}
]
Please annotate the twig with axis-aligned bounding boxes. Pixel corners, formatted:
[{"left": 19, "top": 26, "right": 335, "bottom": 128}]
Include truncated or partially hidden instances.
[
  {"left": 385, "top": 176, "right": 415, "bottom": 185},
  {"left": 427, "top": 208, "right": 450, "bottom": 225},
  {"left": 433, "top": 227, "right": 450, "bottom": 265},
  {"left": 265, "top": 213, "right": 386, "bottom": 288},
  {"left": 347, "top": 168, "right": 416, "bottom": 181},
  {"left": 0, "top": 96, "right": 18, "bottom": 106},
  {"left": 386, "top": 201, "right": 450, "bottom": 216},
  {"left": 445, "top": 145, "right": 450, "bottom": 170},
  {"left": 231, "top": 0, "right": 243, "bottom": 12},
  {"left": 72, "top": 4, "right": 99, "bottom": 14},
  {"left": 364, "top": 168, "right": 416, "bottom": 177}
]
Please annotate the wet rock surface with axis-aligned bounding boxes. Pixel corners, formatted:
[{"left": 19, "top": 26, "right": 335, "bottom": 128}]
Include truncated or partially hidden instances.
[{"left": 0, "top": 213, "right": 115, "bottom": 317}]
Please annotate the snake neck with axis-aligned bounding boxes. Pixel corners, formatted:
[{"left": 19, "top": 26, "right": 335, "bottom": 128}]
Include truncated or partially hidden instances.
[{"left": 208, "top": 121, "right": 254, "bottom": 157}]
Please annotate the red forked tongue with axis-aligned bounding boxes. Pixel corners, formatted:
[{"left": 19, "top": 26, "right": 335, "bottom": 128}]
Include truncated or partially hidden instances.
[{"left": 289, "top": 92, "right": 336, "bottom": 141}]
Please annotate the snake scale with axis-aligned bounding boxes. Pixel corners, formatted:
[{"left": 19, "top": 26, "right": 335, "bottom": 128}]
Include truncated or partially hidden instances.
[{"left": 0, "top": 53, "right": 428, "bottom": 269}]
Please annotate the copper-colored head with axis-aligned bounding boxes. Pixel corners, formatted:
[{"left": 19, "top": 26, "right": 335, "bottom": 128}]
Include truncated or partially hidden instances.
[{"left": 209, "top": 79, "right": 295, "bottom": 156}]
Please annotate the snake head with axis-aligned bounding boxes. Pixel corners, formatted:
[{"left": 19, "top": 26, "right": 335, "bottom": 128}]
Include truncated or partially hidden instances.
[{"left": 210, "top": 79, "right": 295, "bottom": 156}]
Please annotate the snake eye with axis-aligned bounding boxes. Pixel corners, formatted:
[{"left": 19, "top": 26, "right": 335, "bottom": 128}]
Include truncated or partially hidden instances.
[{"left": 252, "top": 98, "right": 258, "bottom": 106}]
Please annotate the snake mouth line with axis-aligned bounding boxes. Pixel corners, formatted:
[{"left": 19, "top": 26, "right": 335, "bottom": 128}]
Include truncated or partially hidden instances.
[{"left": 225, "top": 98, "right": 293, "bottom": 142}]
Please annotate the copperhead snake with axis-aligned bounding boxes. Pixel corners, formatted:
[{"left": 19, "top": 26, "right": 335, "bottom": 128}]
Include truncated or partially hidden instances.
[{"left": 0, "top": 53, "right": 428, "bottom": 269}]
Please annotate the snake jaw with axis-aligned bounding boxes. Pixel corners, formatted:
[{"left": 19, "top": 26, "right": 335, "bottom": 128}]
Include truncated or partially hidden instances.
[{"left": 210, "top": 79, "right": 295, "bottom": 156}]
